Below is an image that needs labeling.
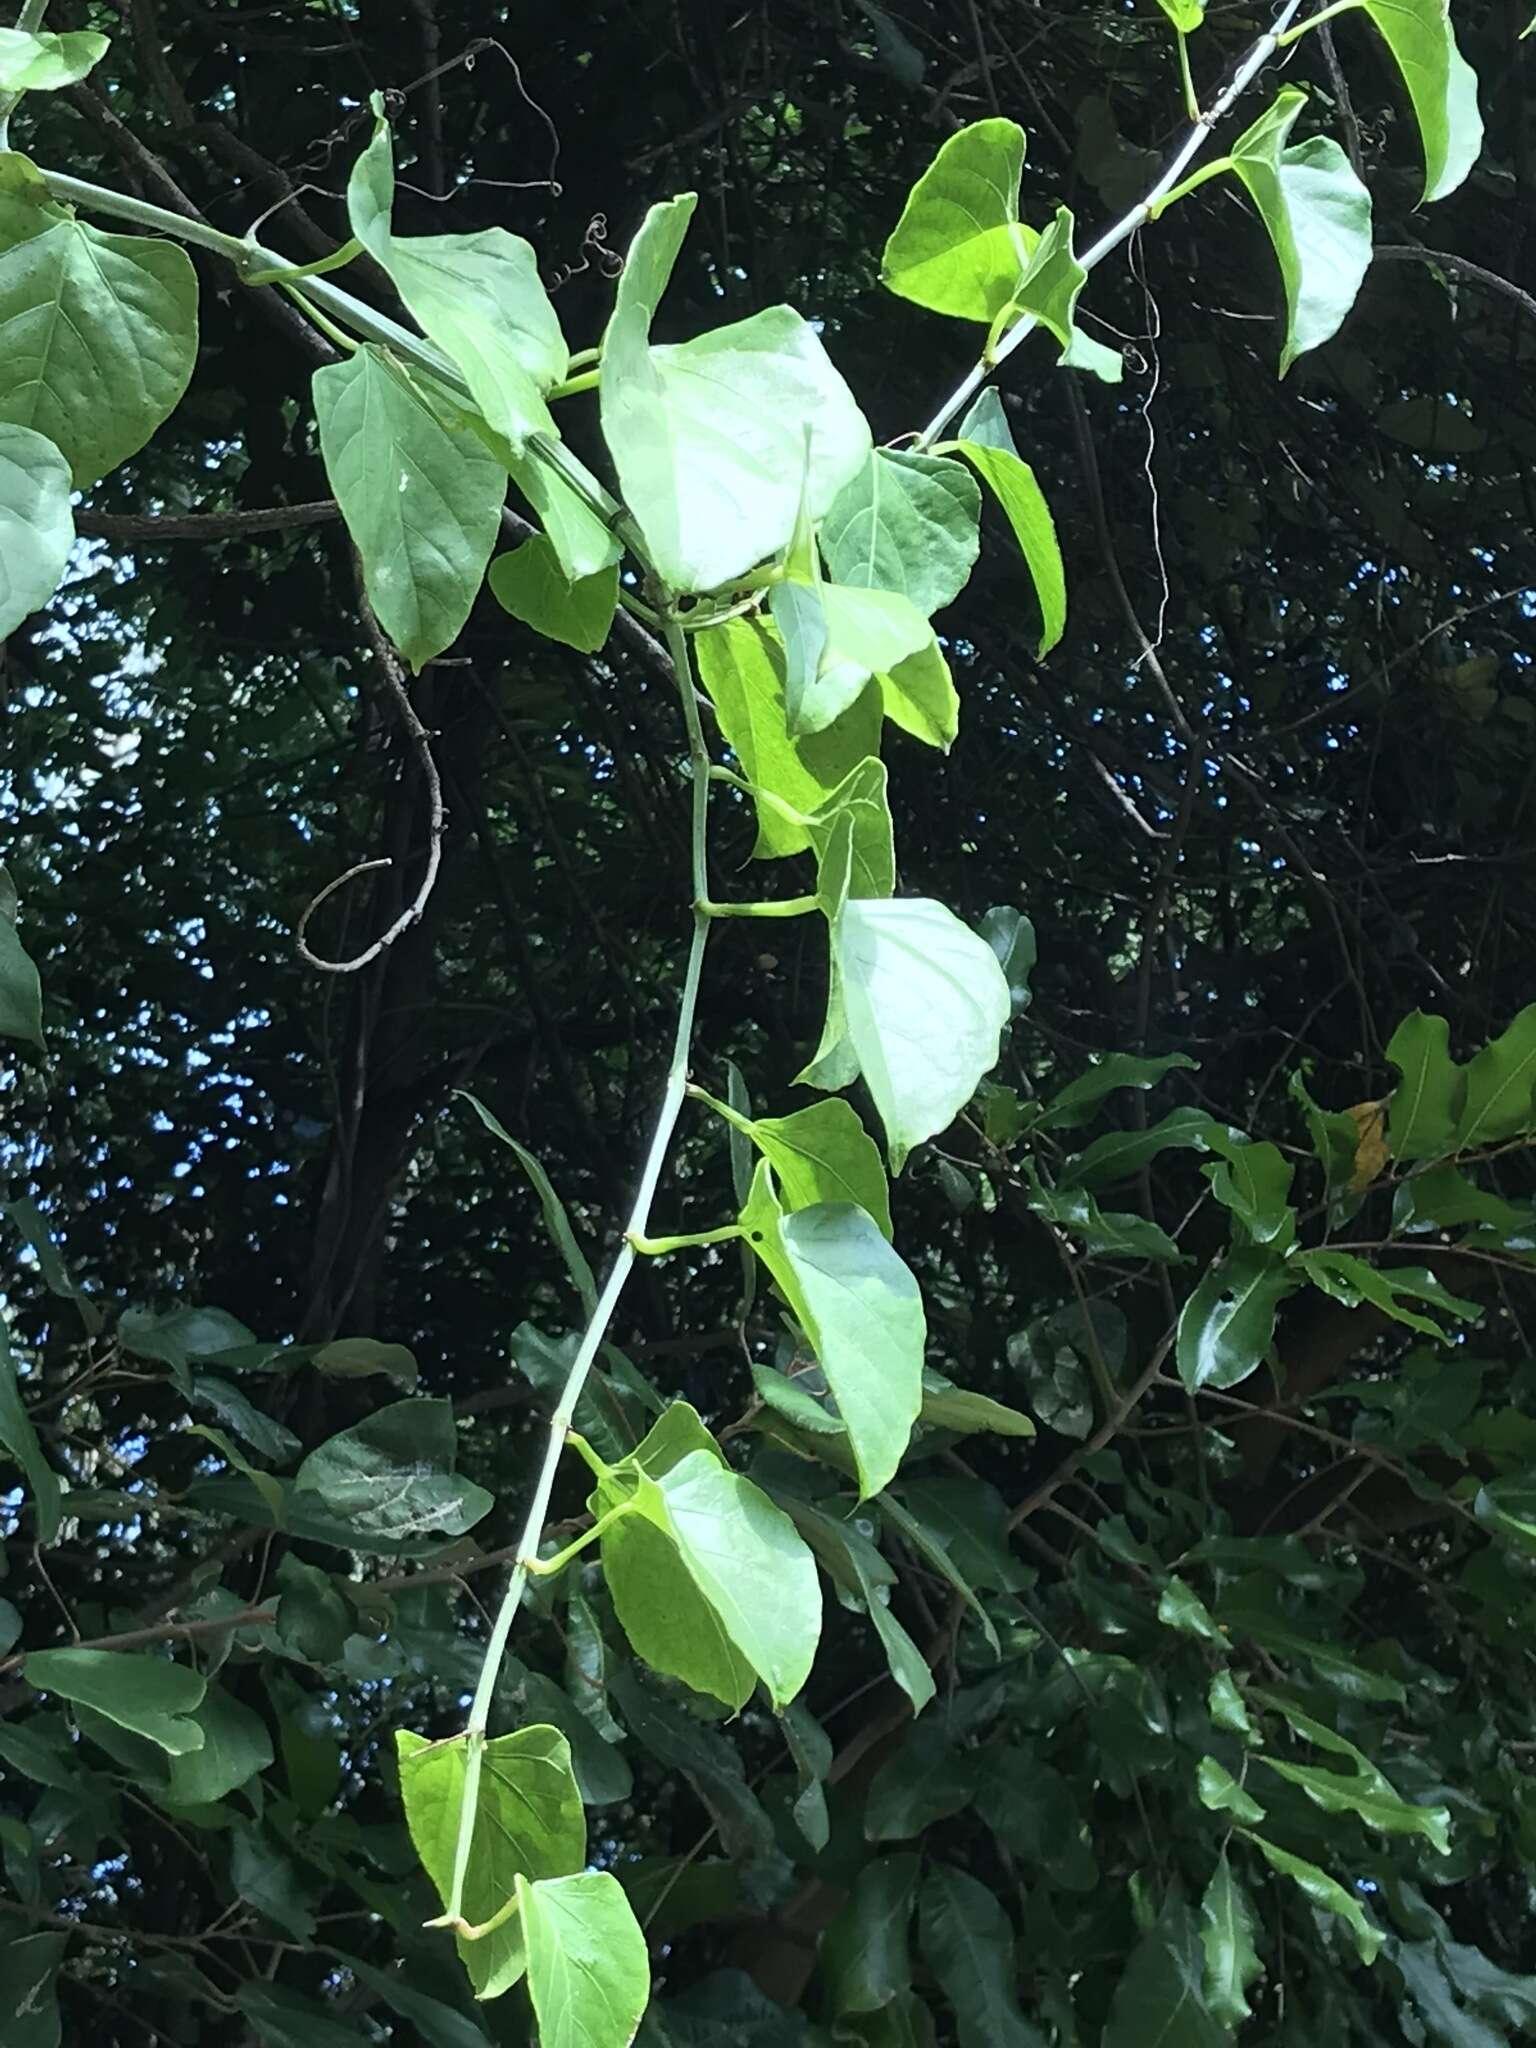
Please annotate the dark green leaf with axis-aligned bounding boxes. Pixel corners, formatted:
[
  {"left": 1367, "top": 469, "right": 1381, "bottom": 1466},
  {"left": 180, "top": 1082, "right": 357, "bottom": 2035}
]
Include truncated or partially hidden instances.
[
  {"left": 25, "top": 1648, "right": 205, "bottom": 1753},
  {"left": 918, "top": 1863, "right": 1043, "bottom": 2048},
  {"left": 820, "top": 1854, "right": 919, "bottom": 2022},
  {"left": 1104, "top": 1900, "right": 1226, "bottom": 2048},
  {"left": 1176, "top": 1250, "right": 1293, "bottom": 1392},
  {"left": 295, "top": 1398, "right": 493, "bottom": 1543}
]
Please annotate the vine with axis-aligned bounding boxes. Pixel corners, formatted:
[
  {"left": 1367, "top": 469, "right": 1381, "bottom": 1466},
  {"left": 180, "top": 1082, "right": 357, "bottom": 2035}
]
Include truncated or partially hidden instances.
[{"left": 0, "top": 0, "right": 1505, "bottom": 2038}]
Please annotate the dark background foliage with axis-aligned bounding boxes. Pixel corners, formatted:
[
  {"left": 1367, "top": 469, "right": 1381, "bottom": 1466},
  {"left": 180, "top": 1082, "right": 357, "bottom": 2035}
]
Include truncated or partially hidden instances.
[{"left": 3, "top": 1, "right": 1536, "bottom": 2042}]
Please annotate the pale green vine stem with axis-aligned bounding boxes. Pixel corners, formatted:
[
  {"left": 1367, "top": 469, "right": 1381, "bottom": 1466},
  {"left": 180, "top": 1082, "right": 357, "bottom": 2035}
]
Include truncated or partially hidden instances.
[
  {"left": 914, "top": 0, "right": 1307, "bottom": 449},
  {"left": 437, "top": 613, "right": 715, "bottom": 1927}
]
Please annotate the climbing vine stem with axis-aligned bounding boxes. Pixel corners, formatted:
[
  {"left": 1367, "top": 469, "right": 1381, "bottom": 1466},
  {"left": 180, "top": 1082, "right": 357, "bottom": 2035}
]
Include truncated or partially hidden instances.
[{"left": 438, "top": 609, "right": 716, "bottom": 1928}]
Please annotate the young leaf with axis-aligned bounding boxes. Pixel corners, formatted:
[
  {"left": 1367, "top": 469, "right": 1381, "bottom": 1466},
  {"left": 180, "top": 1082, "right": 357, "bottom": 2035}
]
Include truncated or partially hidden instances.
[
  {"left": 1456, "top": 1002, "right": 1536, "bottom": 1145},
  {"left": 489, "top": 536, "right": 619, "bottom": 655},
  {"left": 1202, "top": 1135, "right": 1296, "bottom": 1250},
  {"left": 881, "top": 119, "right": 1034, "bottom": 323},
  {"left": 0, "top": 206, "right": 197, "bottom": 487},
  {"left": 396, "top": 1724, "right": 585, "bottom": 1998},
  {"left": 832, "top": 897, "right": 1011, "bottom": 1171},
  {"left": 879, "top": 635, "right": 960, "bottom": 750},
  {"left": 1252, "top": 1689, "right": 1452, "bottom": 1851},
  {"left": 695, "top": 1092, "right": 892, "bottom": 1236},
  {"left": 599, "top": 195, "right": 869, "bottom": 593},
  {"left": 784, "top": 1498, "right": 936, "bottom": 1715},
  {"left": 458, "top": 1090, "right": 598, "bottom": 1316},
  {"left": 915, "top": 1371, "right": 1035, "bottom": 1440},
  {"left": 1386, "top": 1010, "right": 1464, "bottom": 1160},
  {"left": 0, "top": 1319, "right": 59, "bottom": 1542},
  {"left": 879, "top": 1490, "right": 1000, "bottom": 1655},
  {"left": 1296, "top": 1250, "right": 1479, "bottom": 1340},
  {"left": 785, "top": 586, "right": 933, "bottom": 737},
  {"left": 1105, "top": 1901, "right": 1226, "bottom": 2048},
  {"left": 1041, "top": 1050, "right": 1198, "bottom": 1130},
  {"left": 1025, "top": 1175, "right": 1183, "bottom": 1263},
  {"left": 1357, "top": 0, "right": 1483, "bottom": 202},
  {"left": 348, "top": 102, "right": 567, "bottom": 449},
  {"left": 1226, "top": 89, "right": 1372, "bottom": 376},
  {"left": 695, "top": 617, "right": 883, "bottom": 861},
  {"left": 1152, "top": 0, "right": 1205, "bottom": 27},
  {"left": 1060, "top": 1106, "right": 1221, "bottom": 1189},
  {"left": 1197, "top": 1756, "right": 1267, "bottom": 1824},
  {"left": 295, "top": 1398, "right": 494, "bottom": 1544},
  {"left": 980, "top": 901, "right": 1036, "bottom": 1013},
  {"left": 953, "top": 391, "right": 1066, "bottom": 656},
  {"left": 501, "top": 434, "right": 622, "bottom": 581},
  {"left": 25, "top": 1649, "right": 206, "bottom": 1754},
  {"left": 0, "top": 28, "right": 109, "bottom": 91},
  {"left": 515, "top": 1870, "right": 650, "bottom": 2048},
  {"left": 595, "top": 1448, "right": 822, "bottom": 1711},
  {"left": 1176, "top": 1250, "right": 1293, "bottom": 1392},
  {"left": 312, "top": 347, "right": 505, "bottom": 670},
  {"left": 1240, "top": 1831, "right": 1382, "bottom": 1964},
  {"left": 918, "top": 1862, "right": 1043, "bottom": 2048},
  {"left": 0, "top": 424, "right": 71, "bottom": 641},
  {"left": 741, "top": 1168, "right": 925, "bottom": 1497},
  {"left": 820, "top": 448, "right": 981, "bottom": 618}
]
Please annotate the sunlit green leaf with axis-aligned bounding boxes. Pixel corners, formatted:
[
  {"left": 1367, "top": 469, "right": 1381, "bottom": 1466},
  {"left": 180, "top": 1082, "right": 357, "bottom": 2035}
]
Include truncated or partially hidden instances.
[
  {"left": 0, "top": 27, "right": 109, "bottom": 91},
  {"left": 742, "top": 1168, "right": 925, "bottom": 1497},
  {"left": 516, "top": 1869, "right": 650, "bottom": 2048},
  {"left": 396, "top": 1723, "right": 585, "bottom": 1998},
  {"left": 828, "top": 897, "right": 1010, "bottom": 1171},
  {"left": 0, "top": 424, "right": 70, "bottom": 642},
  {"left": 313, "top": 346, "right": 505, "bottom": 669},
  {"left": 696, "top": 616, "right": 883, "bottom": 860},
  {"left": 697, "top": 1092, "right": 891, "bottom": 1236},
  {"left": 1357, "top": 0, "right": 1483, "bottom": 201},
  {"left": 1225, "top": 88, "right": 1372, "bottom": 375},
  {"left": 0, "top": 200, "right": 197, "bottom": 487},
  {"left": 881, "top": 119, "right": 1034, "bottom": 322},
  {"left": 600, "top": 195, "right": 869, "bottom": 593},
  {"left": 953, "top": 391, "right": 1065, "bottom": 656},
  {"left": 349, "top": 102, "right": 566, "bottom": 449},
  {"left": 596, "top": 1446, "right": 822, "bottom": 1710},
  {"left": 821, "top": 449, "right": 980, "bottom": 618}
]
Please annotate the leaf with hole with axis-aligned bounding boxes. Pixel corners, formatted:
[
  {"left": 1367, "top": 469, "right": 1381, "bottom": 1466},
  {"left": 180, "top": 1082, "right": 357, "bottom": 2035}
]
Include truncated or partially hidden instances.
[
  {"left": 1176, "top": 1250, "right": 1294, "bottom": 1392},
  {"left": 313, "top": 347, "right": 505, "bottom": 670}
]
